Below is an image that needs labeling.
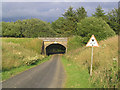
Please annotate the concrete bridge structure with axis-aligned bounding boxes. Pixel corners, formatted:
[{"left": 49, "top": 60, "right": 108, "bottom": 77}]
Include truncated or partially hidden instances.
[{"left": 39, "top": 37, "right": 68, "bottom": 55}]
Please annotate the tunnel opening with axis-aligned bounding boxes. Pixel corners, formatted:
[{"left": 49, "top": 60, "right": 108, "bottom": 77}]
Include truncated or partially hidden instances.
[{"left": 46, "top": 44, "right": 66, "bottom": 56}]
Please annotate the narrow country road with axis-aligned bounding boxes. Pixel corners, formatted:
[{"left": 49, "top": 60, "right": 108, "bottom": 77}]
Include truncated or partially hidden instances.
[{"left": 2, "top": 54, "right": 65, "bottom": 88}]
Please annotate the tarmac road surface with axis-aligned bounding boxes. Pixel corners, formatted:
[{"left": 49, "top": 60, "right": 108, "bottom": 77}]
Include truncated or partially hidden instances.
[{"left": 2, "top": 54, "right": 65, "bottom": 88}]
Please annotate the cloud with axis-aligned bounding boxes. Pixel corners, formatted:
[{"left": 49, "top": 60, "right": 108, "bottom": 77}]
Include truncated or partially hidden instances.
[
  {"left": 2, "top": 2, "right": 64, "bottom": 18},
  {"left": 38, "top": 8, "right": 63, "bottom": 17},
  {"left": 2, "top": 8, "right": 63, "bottom": 18},
  {"left": 3, "top": 9, "right": 39, "bottom": 17},
  {"left": 2, "top": 2, "right": 118, "bottom": 22},
  {"left": 2, "top": 0, "right": 119, "bottom": 2}
]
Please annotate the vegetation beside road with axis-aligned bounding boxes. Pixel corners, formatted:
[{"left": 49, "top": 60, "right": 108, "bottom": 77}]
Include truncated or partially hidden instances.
[
  {"left": 2, "top": 38, "right": 51, "bottom": 81},
  {"left": 61, "top": 6, "right": 118, "bottom": 88},
  {"left": 61, "top": 56, "right": 91, "bottom": 88},
  {"left": 2, "top": 56, "right": 51, "bottom": 81},
  {"left": 67, "top": 16, "right": 115, "bottom": 52},
  {"left": 62, "top": 36, "right": 118, "bottom": 88}
]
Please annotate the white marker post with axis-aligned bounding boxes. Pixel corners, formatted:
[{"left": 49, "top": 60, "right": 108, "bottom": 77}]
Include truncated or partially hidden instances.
[{"left": 86, "top": 35, "right": 99, "bottom": 76}]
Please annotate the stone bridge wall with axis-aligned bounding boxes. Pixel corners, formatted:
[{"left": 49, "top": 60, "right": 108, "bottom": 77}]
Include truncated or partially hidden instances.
[{"left": 38, "top": 37, "right": 68, "bottom": 55}]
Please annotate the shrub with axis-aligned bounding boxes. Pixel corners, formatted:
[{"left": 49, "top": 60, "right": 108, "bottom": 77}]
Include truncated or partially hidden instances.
[
  {"left": 67, "top": 36, "right": 85, "bottom": 51},
  {"left": 77, "top": 17, "right": 116, "bottom": 44}
]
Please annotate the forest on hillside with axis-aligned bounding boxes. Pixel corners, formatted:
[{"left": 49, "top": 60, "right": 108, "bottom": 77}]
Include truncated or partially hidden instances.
[{"left": 1, "top": 5, "right": 120, "bottom": 41}]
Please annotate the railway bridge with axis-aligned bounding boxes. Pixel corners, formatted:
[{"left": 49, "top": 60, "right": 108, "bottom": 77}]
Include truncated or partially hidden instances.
[{"left": 39, "top": 37, "right": 67, "bottom": 55}]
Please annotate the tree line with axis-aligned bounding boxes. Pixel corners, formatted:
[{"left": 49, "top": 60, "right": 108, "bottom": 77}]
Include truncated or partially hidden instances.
[
  {"left": 2, "top": 19, "right": 57, "bottom": 37},
  {"left": 1, "top": 5, "right": 119, "bottom": 38}
]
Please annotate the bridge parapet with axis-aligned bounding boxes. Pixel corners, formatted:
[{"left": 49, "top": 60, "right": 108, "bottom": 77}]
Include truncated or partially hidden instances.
[{"left": 38, "top": 37, "right": 67, "bottom": 42}]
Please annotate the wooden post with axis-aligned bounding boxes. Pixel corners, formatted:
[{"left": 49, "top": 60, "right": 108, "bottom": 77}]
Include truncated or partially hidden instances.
[{"left": 90, "top": 46, "right": 93, "bottom": 76}]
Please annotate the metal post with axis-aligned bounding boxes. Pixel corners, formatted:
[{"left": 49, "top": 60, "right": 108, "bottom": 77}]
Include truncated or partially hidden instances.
[{"left": 90, "top": 46, "right": 93, "bottom": 76}]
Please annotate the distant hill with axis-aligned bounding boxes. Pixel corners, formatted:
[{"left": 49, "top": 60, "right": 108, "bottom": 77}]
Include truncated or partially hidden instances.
[{"left": 2, "top": 16, "right": 58, "bottom": 23}]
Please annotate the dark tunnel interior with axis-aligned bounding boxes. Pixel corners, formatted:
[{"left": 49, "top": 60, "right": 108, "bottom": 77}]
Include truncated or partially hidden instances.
[{"left": 46, "top": 44, "right": 66, "bottom": 56}]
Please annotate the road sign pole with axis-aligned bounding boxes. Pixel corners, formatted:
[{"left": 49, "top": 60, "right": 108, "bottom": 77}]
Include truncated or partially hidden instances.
[
  {"left": 90, "top": 46, "right": 93, "bottom": 76},
  {"left": 86, "top": 35, "right": 99, "bottom": 76}
]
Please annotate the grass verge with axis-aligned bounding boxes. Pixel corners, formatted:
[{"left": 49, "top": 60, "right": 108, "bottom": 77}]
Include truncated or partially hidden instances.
[
  {"left": 63, "top": 36, "right": 118, "bottom": 88},
  {"left": 2, "top": 55, "right": 51, "bottom": 81},
  {"left": 61, "top": 56, "right": 92, "bottom": 88}
]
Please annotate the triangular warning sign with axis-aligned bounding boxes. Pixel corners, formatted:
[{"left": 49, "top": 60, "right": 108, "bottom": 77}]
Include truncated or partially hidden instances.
[{"left": 86, "top": 35, "right": 99, "bottom": 47}]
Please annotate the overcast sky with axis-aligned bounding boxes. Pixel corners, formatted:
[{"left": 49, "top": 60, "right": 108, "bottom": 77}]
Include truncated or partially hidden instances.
[
  {"left": 2, "top": 0, "right": 120, "bottom": 2},
  {"left": 2, "top": 2, "right": 119, "bottom": 22}
]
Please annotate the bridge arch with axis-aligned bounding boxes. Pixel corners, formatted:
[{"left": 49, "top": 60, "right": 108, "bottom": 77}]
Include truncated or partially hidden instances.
[
  {"left": 39, "top": 37, "right": 67, "bottom": 55},
  {"left": 46, "top": 43, "right": 66, "bottom": 55}
]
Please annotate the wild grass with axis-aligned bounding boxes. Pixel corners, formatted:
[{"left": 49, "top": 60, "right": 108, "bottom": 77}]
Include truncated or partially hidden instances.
[
  {"left": 2, "top": 56, "right": 51, "bottom": 81},
  {"left": 64, "top": 36, "right": 118, "bottom": 88},
  {"left": 2, "top": 38, "right": 49, "bottom": 81},
  {"left": 2, "top": 38, "right": 34, "bottom": 44},
  {"left": 2, "top": 38, "right": 42, "bottom": 54}
]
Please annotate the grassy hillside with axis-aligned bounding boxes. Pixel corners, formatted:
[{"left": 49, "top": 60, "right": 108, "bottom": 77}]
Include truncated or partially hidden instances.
[
  {"left": 2, "top": 38, "right": 50, "bottom": 80},
  {"left": 62, "top": 36, "right": 118, "bottom": 88}
]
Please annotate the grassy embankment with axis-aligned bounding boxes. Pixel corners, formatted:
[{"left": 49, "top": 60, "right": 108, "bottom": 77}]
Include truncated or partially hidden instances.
[
  {"left": 2, "top": 38, "right": 50, "bottom": 81},
  {"left": 61, "top": 36, "right": 118, "bottom": 88}
]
